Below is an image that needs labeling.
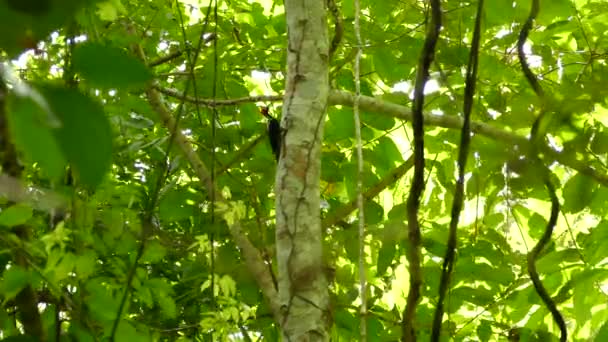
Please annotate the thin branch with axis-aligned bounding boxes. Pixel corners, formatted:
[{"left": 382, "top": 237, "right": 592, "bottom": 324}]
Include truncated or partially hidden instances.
[
  {"left": 147, "top": 49, "right": 185, "bottom": 67},
  {"left": 328, "top": 90, "right": 608, "bottom": 188},
  {"left": 353, "top": 0, "right": 367, "bottom": 337},
  {"left": 154, "top": 85, "right": 283, "bottom": 106},
  {"left": 151, "top": 86, "right": 608, "bottom": 188},
  {"left": 130, "top": 43, "right": 281, "bottom": 323},
  {"left": 322, "top": 156, "right": 414, "bottom": 228}
]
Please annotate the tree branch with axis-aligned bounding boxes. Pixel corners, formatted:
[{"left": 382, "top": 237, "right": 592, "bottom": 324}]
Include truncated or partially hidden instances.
[
  {"left": 130, "top": 43, "right": 281, "bottom": 322},
  {"left": 154, "top": 85, "right": 283, "bottom": 106},
  {"left": 328, "top": 90, "right": 608, "bottom": 188},
  {"left": 322, "top": 155, "right": 414, "bottom": 228},
  {"left": 150, "top": 86, "right": 608, "bottom": 188}
]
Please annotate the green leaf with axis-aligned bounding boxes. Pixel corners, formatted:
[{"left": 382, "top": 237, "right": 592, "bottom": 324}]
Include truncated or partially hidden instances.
[
  {"left": 96, "top": 0, "right": 127, "bottom": 21},
  {"left": 85, "top": 280, "right": 120, "bottom": 322},
  {"left": 72, "top": 42, "right": 153, "bottom": 89},
  {"left": 47, "top": 252, "right": 76, "bottom": 284},
  {"left": 527, "top": 213, "right": 547, "bottom": 240},
  {"left": 40, "top": 85, "right": 112, "bottom": 188},
  {"left": 537, "top": 0, "right": 573, "bottom": 24},
  {"left": 485, "top": 0, "right": 528, "bottom": 27},
  {"left": 477, "top": 320, "right": 492, "bottom": 342},
  {"left": 7, "top": 93, "right": 66, "bottom": 180},
  {"left": 573, "top": 281, "right": 593, "bottom": 326},
  {"left": 1, "top": 266, "right": 31, "bottom": 302},
  {"left": 590, "top": 130, "right": 608, "bottom": 154},
  {"left": 372, "top": 136, "right": 403, "bottom": 169},
  {"left": 157, "top": 294, "right": 177, "bottom": 319},
  {"left": 562, "top": 173, "right": 597, "bottom": 213},
  {"left": 0, "top": 204, "right": 33, "bottom": 228},
  {"left": 361, "top": 112, "right": 395, "bottom": 131},
  {"left": 68, "top": 322, "right": 95, "bottom": 342},
  {"left": 326, "top": 107, "right": 355, "bottom": 142},
  {"left": 141, "top": 240, "right": 167, "bottom": 263},
  {"left": 159, "top": 188, "right": 197, "bottom": 221},
  {"left": 372, "top": 47, "right": 402, "bottom": 84},
  {"left": 115, "top": 321, "right": 149, "bottom": 342},
  {"left": 376, "top": 241, "right": 395, "bottom": 277},
  {"left": 451, "top": 286, "right": 494, "bottom": 306},
  {"left": 596, "top": 321, "right": 608, "bottom": 340},
  {"left": 364, "top": 201, "right": 383, "bottom": 225},
  {"left": 74, "top": 249, "right": 97, "bottom": 279},
  {"left": 387, "top": 203, "right": 407, "bottom": 221}
]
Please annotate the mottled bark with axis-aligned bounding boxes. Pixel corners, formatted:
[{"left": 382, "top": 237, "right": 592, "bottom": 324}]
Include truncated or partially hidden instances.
[{"left": 276, "top": 0, "right": 331, "bottom": 340}]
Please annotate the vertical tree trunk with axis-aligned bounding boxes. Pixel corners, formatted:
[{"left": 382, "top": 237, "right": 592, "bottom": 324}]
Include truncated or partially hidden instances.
[{"left": 276, "top": 0, "right": 331, "bottom": 340}]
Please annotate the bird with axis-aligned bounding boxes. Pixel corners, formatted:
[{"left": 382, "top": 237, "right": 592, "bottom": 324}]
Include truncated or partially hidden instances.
[{"left": 260, "top": 106, "right": 281, "bottom": 161}]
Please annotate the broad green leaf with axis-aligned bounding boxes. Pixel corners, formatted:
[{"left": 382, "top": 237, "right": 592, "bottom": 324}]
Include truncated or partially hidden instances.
[
  {"left": 562, "top": 173, "right": 597, "bottom": 213},
  {"left": 573, "top": 281, "right": 594, "bottom": 326},
  {"left": 141, "top": 240, "right": 167, "bottom": 263},
  {"left": 47, "top": 252, "right": 76, "bottom": 284},
  {"left": 590, "top": 130, "right": 608, "bottom": 154},
  {"left": 451, "top": 286, "right": 494, "bottom": 306},
  {"left": 537, "top": 0, "right": 573, "bottom": 24},
  {"left": 39, "top": 85, "right": 112, "bottom": 188},
  {"left": 334, "top": 309, "right": 357, "bottom": 331},
  {"left": 368, "top": 137, "right": 403, "bottom": 174},
  {"left": 68, "top": 322, "right": 95, "bottom": 342},
  {"left": 115, "top": 321, "right": 149, "bottom": 342},
  {"left": 376, "top": 242, "right": 395, "bottom": 277},
  {"left": 527, "top": 213, "right": 547, "bottom": 240},
  {"left": 72, "top": 42, "right": 152, "bottom": 89},
  {"left": 507, "top": 286, "right": 535, "bottom": 323},
  {"left": 7, "top": 93, "right": 66, "bottom": 180},
  {"left": 1, "top": 266, "right": 30, "bottom": 302},
  {"left": 74, "top": 249, "right": 97, "bottom": 279},
  {"left": 387, "top": 203, "right": 407, "bottom": 221},
  {"left": 477, "top": 320, "right": 492, "bottom": 342},
  {"left": 96, "top": 0, "right": 126, "bottom": 21},
  {"left": 364, "top": 201, "right": 383, "bottom": 225},
  {"left": 536, "top": 249, "right": 580, "bottom": 275},
  {"left": 159, "top": 188, "right": 197, "bottom": 222},
  {"left": 372, "top": 47, "right": 402, "bottom": 84},
  {"left": 326, "top": 107, "right": 355, "bottom": 143},
  {"left": 367, "top": 317, "right": 384, "bottom": 339},
  {"left": 0, "top": 204, "right": 33, "bottom": 228},
  {"left": 157, "top": 294, "right": 177, "bottom": 319},
  {"left": 85, "top": 280, "right": 120, "bottom": 322},
  {"left": 485, "top": 0, "right": 528, "bottom": 27},
  {"left": 596, "top": 321, "right": 608, "bottom": 341}
]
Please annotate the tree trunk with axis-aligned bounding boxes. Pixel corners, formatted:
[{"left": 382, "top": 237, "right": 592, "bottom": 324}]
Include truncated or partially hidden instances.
[{"left": 276, "top": 0, "right": 331, "bottom": 340}]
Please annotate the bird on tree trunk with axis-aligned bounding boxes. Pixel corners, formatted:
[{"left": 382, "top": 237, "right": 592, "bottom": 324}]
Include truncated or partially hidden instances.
[{"left": 260, "top": 106, "right": 281, "bottom": 161}]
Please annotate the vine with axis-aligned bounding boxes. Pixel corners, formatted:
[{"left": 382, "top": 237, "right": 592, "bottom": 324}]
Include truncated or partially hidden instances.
[
  {"left": 401, "top": 0, "right": 442, "bottom": 340},
  {"left": 516, "top": 0, "right": 567, "bottom": 340},
  {"left": 353, "top": 0, "right": 367, "bottom": 337},
  {"left": 431, "top": 0, "right": 483, "bottom": 340}
]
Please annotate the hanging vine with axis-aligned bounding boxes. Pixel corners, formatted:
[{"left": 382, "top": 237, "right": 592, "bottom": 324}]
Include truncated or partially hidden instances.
[
  {"left": 401, "top": 0, "right": 442, "bottom": 340},
  {"left": 516, "top": 0, "right": 567, "bottom": 340},
  {"left": 431, "top": 0, "right": 483, "bottom": 340},
  {"left": 352, "top": 0, "right": 367, "bottom": 338}
]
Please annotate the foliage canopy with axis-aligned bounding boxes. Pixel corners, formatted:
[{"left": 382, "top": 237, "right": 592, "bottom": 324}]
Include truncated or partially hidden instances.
[{"left": 1, "top": 0, "right": 608, "bottom": 341}]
